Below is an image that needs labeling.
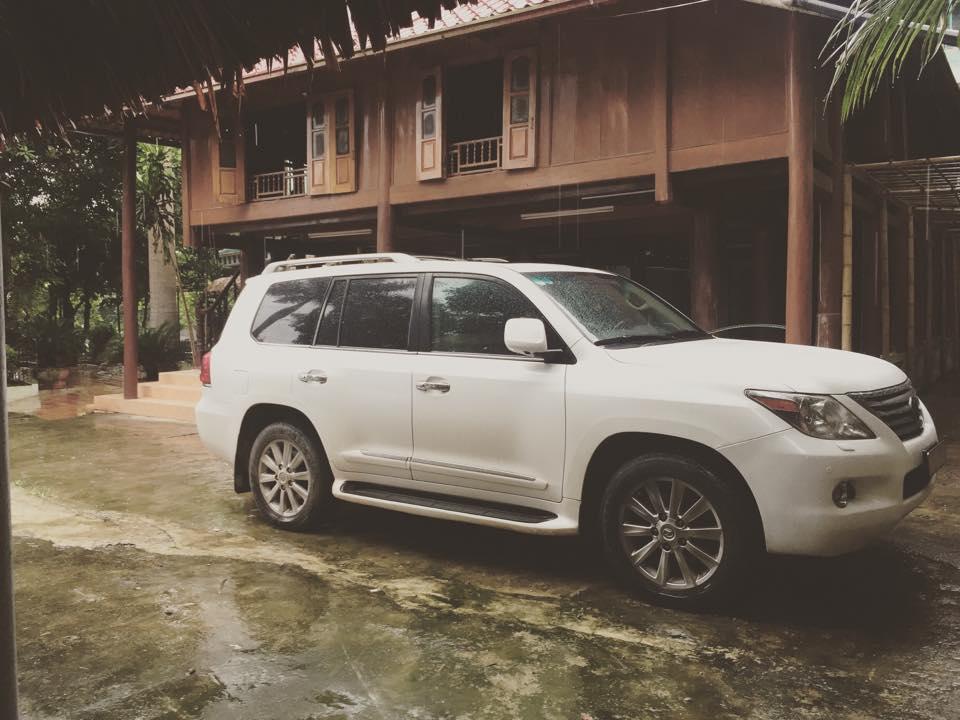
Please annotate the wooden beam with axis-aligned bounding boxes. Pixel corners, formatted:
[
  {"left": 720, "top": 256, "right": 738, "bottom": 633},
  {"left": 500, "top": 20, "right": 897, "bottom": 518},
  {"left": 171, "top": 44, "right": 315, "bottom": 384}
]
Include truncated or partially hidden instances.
[
  {"left": 180, "top": 114, "right": 193, "bottom": 248},
  {"left": 376, "top": 75, "right": 394, "bottom": 252},
  {"left": 653, "top": 13, "right": 672, "bottom": 203},
  {"left": 122, "top": 119, "right": 139, "bottom": 400},
  {"left": 785, "top": 13, "right": 814, "bottom": 345}
]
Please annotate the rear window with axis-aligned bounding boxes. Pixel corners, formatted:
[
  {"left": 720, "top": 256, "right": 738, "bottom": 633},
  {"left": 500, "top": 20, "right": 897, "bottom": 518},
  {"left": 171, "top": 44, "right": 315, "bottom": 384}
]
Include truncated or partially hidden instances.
[
  {"left": 251, "top": 277, "right": 330, "bottom": 345},
  {"left": 339, "top": 276, "right": 417, "bottom": 350}
]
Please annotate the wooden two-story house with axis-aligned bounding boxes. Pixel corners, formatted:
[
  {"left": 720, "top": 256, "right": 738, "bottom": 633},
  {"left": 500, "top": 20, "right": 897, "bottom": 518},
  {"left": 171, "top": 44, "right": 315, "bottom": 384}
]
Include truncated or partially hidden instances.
[{"left": 168, "top": 0, "right": 960, "bottom": 386}]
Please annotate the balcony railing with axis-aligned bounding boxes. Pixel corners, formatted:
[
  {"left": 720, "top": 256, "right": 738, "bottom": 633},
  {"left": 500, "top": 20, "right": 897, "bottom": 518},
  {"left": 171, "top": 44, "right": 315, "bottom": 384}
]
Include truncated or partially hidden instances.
[
  {"left": 248, "top": 167, "right": 307, "bottom": 201},
  {"left": 447, "top": 137, "right": 502, "bottom": 176}
]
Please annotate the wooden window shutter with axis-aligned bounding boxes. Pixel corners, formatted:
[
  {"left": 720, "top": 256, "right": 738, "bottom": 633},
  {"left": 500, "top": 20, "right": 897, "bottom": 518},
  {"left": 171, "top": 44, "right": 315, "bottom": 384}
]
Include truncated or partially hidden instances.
[
  {"left": 213, "top": 110, "right": 245, "bottom": 204},
  {"left": 307, "top": 98, "right": 329, "bottom": 195},
  {"left": 416, "top": 68, "right": 443, "bottom": 181},
  {"left": 329, "top": 90, "right": 357, "bottom": 194},
  {"left": 502, "top": 49, "right": 537, "bottom": 170}
]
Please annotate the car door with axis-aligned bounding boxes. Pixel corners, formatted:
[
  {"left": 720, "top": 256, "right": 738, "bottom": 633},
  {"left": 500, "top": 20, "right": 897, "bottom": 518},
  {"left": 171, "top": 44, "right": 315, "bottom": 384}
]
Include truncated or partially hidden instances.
[
  {"left": 293, "top": 273, "right": 420, "bottom": 482},
  {"left": 410, "top": 274, "right": 567, "bottom": 502}
]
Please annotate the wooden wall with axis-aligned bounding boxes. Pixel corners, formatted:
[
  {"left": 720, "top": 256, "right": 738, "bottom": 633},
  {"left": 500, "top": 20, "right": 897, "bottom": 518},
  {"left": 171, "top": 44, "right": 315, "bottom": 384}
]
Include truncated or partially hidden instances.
[{"left": 184, "top": 1, "right": 793, "bottom": 228}]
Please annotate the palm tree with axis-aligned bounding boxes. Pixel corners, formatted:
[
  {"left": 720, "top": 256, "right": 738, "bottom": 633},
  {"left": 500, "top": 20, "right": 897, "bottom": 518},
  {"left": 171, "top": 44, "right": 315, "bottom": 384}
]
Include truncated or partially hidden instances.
[{"left": 828, "top": 0, "right": 958, "bottom": 120}]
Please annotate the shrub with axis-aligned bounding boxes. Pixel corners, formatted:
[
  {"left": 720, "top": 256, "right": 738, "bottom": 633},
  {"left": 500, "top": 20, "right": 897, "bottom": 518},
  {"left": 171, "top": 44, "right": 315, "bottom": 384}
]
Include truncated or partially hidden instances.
[
  {"left": 137, "top": 322, "right": 181, "bottom": 380},
  {"left": 86, "top": 324, "right": 118, "bottom": 364}
]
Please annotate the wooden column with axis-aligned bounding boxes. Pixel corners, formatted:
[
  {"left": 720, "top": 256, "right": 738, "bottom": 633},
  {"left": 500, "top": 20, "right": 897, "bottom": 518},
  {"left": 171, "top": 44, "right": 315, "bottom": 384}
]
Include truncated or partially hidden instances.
[
  {"left": 180, "top": 115, "right": 193, "bottom": 248},
  {"left": 841, "top": 170, "right": 854, "bottom": 351},
  {"left": 376, "top": 77, "right": 394, "bottom": 252},
  {"left": 880, "top": 201, "right": 891, "bottom": 357},
  {"left": 690, "top": 212, "right": 719, "bottom": 330},
  {"left": 817, "top": 98, "right": 844, "bottom": 348},
  {"left": 122, "top": 120, "right": 139, "bottom": 400},
  {"left": 785, "top": 13, "right": 814, "bottom": 345},
  {"left": 653, "top": 13, "right": 672, "bottom": 203},
  {"left": 753, "top": 229, "right": 772, "bottom": 323},
  {"left": 906, "top": 208, "right": 917, "bottom": 374},
  {"left": 926, "top": 221, "right": 936, "bottom": 381},
  {"left": 0, "top": 185, "right": 20, "bottom": 720}
]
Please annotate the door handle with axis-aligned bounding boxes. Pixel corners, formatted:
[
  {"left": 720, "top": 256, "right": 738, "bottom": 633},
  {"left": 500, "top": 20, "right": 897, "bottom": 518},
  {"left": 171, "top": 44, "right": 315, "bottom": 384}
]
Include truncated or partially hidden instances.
[
  {"left": 416, "top": 378, "right": 450, "bottom": 393},
  {"left": 298, "top": 370, "right": 327, "bottom": 384}
]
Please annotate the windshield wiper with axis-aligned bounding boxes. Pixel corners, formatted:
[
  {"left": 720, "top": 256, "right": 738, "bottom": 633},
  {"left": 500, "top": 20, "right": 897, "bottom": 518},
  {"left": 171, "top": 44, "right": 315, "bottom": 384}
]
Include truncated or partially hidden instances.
[{"left": 595, "top": 329, "right": 709, "bottom": 347}]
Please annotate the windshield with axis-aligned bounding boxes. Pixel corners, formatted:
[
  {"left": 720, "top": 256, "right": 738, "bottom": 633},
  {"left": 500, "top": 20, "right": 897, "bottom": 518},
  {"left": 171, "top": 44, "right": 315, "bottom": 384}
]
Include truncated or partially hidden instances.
[{"left": 523, "top": 271, "right": 709, "bottom": 347}]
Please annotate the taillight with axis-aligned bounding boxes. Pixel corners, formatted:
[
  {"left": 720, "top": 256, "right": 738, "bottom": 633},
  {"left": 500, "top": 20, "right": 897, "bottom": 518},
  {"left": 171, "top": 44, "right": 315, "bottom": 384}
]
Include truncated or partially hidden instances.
[{"left": 200, "top": 352, "right": 212, "bottom": 386}]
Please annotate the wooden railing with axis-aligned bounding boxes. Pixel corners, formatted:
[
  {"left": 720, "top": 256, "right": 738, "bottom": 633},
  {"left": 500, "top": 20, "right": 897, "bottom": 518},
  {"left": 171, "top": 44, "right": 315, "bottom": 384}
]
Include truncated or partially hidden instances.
[
  {"left": 447, "top": 137, "right": 502, "bottom": 176},
  {"left": 248, "top": 167, "right": 307, "bottom": 201},
  {"left": 197, "top": 269, "right": 242, "bottom": 355}
]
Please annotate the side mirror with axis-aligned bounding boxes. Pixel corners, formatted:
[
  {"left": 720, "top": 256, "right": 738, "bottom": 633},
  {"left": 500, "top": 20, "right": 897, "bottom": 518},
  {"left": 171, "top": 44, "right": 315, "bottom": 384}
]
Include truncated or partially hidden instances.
[{"left": 504, "top": 318, "right": 549, "bottom": 356}]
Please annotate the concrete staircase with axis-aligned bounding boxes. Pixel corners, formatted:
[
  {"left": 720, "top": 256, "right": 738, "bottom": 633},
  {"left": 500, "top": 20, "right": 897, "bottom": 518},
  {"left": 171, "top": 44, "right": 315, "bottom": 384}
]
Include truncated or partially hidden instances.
[{"left": 90, "top": 369, "right": 201, "bottom": 423}]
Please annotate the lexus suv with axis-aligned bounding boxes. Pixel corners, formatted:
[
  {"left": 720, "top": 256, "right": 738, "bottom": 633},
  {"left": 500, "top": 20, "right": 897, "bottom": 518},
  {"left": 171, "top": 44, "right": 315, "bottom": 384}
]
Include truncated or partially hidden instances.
[{"left": 197, "top": 253, "right": 942, "bottom": 609}]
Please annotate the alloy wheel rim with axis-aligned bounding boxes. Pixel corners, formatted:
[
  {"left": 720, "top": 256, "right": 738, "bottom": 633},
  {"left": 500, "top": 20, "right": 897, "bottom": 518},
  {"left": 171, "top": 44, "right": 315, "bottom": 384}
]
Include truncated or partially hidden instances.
[
  {"left": 619, "top": 477, "right": 724, "bottom": 590},
  {"left": 258, "top": 440, "right": 311, "bottom": 518}
]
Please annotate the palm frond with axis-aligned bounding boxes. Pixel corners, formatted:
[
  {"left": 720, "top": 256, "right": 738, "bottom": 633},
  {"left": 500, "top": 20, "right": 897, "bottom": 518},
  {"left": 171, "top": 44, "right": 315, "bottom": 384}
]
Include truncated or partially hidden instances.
[{"left": 825, "top": 0, "right": 958, "bottom": 120}]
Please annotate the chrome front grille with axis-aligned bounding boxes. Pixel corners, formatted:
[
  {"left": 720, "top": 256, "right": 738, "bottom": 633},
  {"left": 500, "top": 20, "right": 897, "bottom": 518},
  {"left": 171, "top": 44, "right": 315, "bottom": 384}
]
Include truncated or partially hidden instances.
[{"left": 848, "top": 381, "right": 923, "bottom": 441}]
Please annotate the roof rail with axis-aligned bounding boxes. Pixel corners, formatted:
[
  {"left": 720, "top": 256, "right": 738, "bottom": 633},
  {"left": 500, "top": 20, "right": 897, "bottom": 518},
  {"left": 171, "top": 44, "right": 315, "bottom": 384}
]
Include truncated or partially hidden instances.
[
  {"left": 471, "top": 257, "right": 509, "bottom": 263},
  {"left": 262, "top": 253, "right": 417, "bottom": 274}
]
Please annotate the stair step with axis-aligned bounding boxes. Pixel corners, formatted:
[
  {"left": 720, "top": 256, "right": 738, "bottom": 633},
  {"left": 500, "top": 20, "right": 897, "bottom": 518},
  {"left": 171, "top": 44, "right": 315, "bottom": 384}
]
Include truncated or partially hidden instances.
[
  {"left": 139, "top": 382, "right": 202, "bottom": 403},
  {"left": 340, "top": 481, "right": 557, "bottom": 524},
  {"left": 90, "top": 394, "right": 196, "bottom": 423},
  {"left": 157, "top": 369, "right": 201, "bottom": 387}
]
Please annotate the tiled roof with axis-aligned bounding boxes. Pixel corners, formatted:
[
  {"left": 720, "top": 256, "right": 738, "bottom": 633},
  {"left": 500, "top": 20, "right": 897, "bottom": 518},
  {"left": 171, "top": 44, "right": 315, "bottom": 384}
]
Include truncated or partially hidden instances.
[{"left": 244, "top": 0, "right": 559, "bottom": 80}]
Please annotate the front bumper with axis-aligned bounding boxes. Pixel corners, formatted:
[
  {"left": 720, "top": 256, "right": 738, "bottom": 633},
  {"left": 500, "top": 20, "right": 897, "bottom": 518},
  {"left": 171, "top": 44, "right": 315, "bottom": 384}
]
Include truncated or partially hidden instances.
[{"left": 720, "top": 401, "right": 938, "bottom": 556}]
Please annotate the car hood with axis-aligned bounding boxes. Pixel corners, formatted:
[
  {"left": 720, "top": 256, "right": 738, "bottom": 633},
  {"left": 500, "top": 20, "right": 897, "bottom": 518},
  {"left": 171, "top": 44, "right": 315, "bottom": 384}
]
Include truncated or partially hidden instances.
[{"left": 605, "top": 338, "right": 907, "bottom": 395}]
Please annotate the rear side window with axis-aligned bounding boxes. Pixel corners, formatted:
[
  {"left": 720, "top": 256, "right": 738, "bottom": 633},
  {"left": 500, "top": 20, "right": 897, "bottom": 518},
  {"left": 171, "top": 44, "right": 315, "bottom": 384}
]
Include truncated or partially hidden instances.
[
  {"left": 251, "top": 277, "right": 330, "bottom": 345},
  {"left": 430, "top": 276, "right": 539, "bottom": 355},
  {"left": 339, "top": 276, "right": 417, "bottom": 350}
]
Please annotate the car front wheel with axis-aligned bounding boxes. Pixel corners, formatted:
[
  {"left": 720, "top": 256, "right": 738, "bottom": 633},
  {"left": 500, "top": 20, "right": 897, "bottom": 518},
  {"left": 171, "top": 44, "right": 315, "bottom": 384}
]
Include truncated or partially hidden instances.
[
  {"left": 249, "top": 421, "right": 331, "bottom": 530},
  {"left": 599, "top": 453, "right": 756, "bottom": 610}
]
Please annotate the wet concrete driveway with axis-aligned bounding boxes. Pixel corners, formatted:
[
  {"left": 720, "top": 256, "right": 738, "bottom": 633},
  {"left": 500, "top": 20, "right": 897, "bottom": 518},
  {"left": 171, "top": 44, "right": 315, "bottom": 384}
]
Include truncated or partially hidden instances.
[{"left": 9, "top": 379, "right": 960, "bottom": 719}]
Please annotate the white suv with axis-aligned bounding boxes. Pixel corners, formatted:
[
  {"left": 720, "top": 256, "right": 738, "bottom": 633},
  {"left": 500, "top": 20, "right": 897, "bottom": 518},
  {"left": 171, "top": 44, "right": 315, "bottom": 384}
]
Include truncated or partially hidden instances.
[{"left": 197, "top": 253, "right": 943, "bottom": 608}]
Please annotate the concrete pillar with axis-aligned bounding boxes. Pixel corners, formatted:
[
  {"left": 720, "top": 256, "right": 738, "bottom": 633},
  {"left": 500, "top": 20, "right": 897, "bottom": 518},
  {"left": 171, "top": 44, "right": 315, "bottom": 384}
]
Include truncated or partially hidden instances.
[
  {"left": 907, "top": 209, "right": 917, "bottom": 376},
  {"left": 147, "top": 227, "right": 179, "bottom": 330},
  {"left": 785, "top": 12, "right": 814, "bottom": 345},
  {"left": 880, "top": 201, "right": 890, "bottom": 357},
  {"left": 122, "top": 120, "right": 139, "bottom": 400},
  {"left": 690, "top": 212, "right": 719, "bottom": 330}
]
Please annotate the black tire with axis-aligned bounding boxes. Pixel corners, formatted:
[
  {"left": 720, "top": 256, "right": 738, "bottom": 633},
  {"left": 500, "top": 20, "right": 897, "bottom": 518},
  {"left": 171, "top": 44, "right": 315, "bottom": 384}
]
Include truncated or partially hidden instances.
[
  {"left": 248, "top": 421, "right": 332, "bottom": 531},
  {"left": 599, "top": 453, "right": 757, "bottom": 611}
]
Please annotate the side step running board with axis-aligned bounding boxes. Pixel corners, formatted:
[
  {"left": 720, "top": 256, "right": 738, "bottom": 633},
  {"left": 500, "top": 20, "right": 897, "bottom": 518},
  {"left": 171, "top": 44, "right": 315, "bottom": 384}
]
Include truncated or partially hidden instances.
[{"left": 340, "top": 482, "right": 557, "bottom": 524}]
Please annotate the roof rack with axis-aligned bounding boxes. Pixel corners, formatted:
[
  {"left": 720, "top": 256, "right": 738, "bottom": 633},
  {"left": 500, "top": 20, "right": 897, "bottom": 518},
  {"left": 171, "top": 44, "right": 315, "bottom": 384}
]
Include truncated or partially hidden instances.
[
  {"left": 262, "top": 252, "right": 513, "bottom": 274},
  {"left": 262, "top": 253, "right": 417, "bottom": 274}
]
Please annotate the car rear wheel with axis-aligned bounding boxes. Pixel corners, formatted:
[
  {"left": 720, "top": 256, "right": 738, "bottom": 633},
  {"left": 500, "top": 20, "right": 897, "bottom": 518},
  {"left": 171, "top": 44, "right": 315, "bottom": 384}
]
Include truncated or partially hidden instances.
[
  {"left": 599, "top": 453, "right": 756, "bottom": 610},
  {"left": 249, "top": 421, "right": 331, "bottom": 530}
]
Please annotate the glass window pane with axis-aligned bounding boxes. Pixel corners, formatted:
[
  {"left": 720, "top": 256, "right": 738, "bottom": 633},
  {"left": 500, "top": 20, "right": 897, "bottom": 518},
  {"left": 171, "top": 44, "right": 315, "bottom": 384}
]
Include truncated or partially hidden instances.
[
  {"left": 336, "top": 127, "right": 350, "bottom": 155},
  {"left": 251, "top": 278, "right": 330, "bottom": 345},
  {"left": 335, "top": 97, "right": 349, "bottom": 127},
  {"left": 312, "top": 101, "right": 326, "bottom": 128},
  {"left": 315, "top": 279, "right": 346, "bottom": 346},
  {"left": 340, "top": 277, "right": 417, "bottom": 350},
  {"left": 422, "top": 110, "right": 435, "bottom": 139},
  {"left": 422, "top": 75, "right": 436, "bottom": 107},
  {"left": 313, "top": 131, "right": 325, "bottom": 158},
  {"left": 510, "top": 95, "right": 529, "bottom": 125},
  {"left": 511, "top": 56, "right": 530, "bottom": 92},
  {"left": 431, "top": 277, "right": 539, "bottom": 355}
]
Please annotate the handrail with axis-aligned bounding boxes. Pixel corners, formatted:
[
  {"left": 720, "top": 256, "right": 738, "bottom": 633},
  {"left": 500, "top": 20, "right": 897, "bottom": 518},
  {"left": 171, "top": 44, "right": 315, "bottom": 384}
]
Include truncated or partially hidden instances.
[
  {"left": 198, "top": 268, "right": 242, "bottom": 354},
  {"left": 248, "top": 167, "right": 307, "bottom": 201}
]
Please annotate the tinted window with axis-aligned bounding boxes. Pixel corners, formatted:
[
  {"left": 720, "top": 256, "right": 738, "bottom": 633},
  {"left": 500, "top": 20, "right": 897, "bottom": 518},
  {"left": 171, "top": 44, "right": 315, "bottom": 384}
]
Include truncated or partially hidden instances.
[
  {"left": 339, "top": 277, "right": 417, "bottom": 350},
  {"left": 252, "top": 278, "right": 330, "bottom": 345},
  {"left": 315, "top": 279, "right": 347, "bottom": 346},
  {"left": 431, "top": 276, "right": 539, "bottom": 355}
]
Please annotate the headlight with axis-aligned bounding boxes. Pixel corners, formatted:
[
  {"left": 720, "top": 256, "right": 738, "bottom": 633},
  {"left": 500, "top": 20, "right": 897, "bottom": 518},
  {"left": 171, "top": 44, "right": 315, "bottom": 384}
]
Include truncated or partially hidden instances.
[{"left": 745, "top": 390, "right": 875, "bottom": 440}]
